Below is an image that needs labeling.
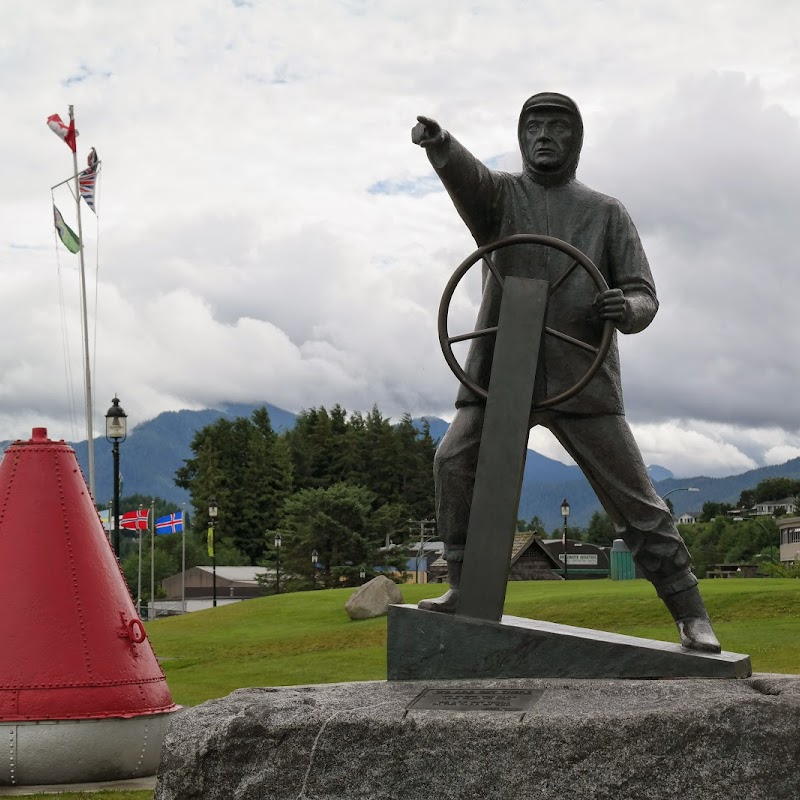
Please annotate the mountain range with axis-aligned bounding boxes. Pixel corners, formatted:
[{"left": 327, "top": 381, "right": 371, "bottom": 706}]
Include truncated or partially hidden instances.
[{"left": 10, "top": 403, "right": 800, "bottom": 532}]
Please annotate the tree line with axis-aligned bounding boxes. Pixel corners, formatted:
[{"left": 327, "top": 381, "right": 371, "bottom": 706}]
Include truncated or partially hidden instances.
[
  {"left": 115, "top": 420, "right": 796, "bottom": 602},
  {"left": 117, "top": 404, "right": 437, "bottom": 600}
]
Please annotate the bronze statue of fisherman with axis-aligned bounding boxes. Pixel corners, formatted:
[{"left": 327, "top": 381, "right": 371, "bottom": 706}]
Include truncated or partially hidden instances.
[{"left": 412, "top": 92, "right": 720, "bottom": 653}]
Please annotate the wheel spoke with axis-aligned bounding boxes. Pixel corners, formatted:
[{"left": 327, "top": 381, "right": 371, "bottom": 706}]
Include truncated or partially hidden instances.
[
  {"left": 549, "top": 260, "right": 580, "bottom": 294},
  {"left": 449, "top": 326, "right": 498, "bottom": 344},
  {"left": 482, "top": 255, "right": 504, "bottom": 287},
  {"left": 544, "top": 327, "right": 599, "bottom": 354}
]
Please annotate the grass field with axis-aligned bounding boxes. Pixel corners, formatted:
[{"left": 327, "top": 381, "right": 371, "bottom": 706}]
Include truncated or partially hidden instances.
[
  {"left": 148, "top": 578, "right": 800, "bottom": 706},
  {"left": 22, "top": 578, "right": 800, "bottom": 798}
]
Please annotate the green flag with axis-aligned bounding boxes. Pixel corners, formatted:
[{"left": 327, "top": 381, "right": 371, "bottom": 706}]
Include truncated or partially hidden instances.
[
  {"left": 53, "top": 205, "right": 80, "bottom": 254},
  {"left": 207, "top": 526, "right": 214, "bottom": 558}
]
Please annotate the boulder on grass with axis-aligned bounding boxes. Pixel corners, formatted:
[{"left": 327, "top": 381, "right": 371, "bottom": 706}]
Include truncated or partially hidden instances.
[{"left": 345, "top": 576, "right": 402, "bottom": 620}]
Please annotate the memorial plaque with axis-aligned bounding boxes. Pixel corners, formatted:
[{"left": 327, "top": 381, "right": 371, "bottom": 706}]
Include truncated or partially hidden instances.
[{"left": 406, "top": 687, "right": 543, "bottom": 712}]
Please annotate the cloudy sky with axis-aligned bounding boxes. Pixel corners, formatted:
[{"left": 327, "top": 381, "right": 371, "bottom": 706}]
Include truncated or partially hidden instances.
[{"left": 1, "top": 0, "right": 800, "bottom": 478}]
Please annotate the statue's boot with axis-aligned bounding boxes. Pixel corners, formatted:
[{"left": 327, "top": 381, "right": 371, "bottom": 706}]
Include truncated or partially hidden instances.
[
  {"left": 661, "top": 585, "right": 721, "bottom": 653},
  {"left": 417, "top": 560, "right": 461, "bottom": 613}
]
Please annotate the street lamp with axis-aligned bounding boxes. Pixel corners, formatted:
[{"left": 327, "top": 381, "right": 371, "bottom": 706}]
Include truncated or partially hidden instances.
[
  {"left": 561, "top": 498, "right": 570, "bottom": 581},
  {"left": 208, "top": 499, "right": 218, "bottom": 607},
  {"left": 359, "top": 565, "right": 366, "bottom": 582},
  {"left": 104, "top": 396, "right": 127, "bottom": 558},
  {"left": 659, "top": 487, "right": 699, "bottom": 519},
  {"left": 661, "top": 486, "right": 699, "bottom": 501},
  {"left": 311, "top": 549, "right": 319, "bottom": 589},
  {"left": 274, "top": 532, "right": 282, "bottom": 595}
]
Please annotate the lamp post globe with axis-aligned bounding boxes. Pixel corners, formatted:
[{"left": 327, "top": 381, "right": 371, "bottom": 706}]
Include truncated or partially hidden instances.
[{"left": 104, "top": 396, "right": 127, "bottom": 558}]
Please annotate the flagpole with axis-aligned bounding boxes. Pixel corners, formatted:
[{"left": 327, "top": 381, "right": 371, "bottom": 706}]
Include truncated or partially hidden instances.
[
  {"left": 137, "top": 528, "right": 142, "bottom": 617},
  {"left": 137, "top": 503, "right": 143, "bottom": 618},
  {"left": 181, "top": 502, "right": 186, "bottom": 614},
  {"left": 68, "top": 105, "right": 95, "bottom": 498},
  {"left": 150, "top": 500, "right": 155, "bottom": 621},
  {"left": 51, "top": 172, "right": 83, "bottom": 191}
]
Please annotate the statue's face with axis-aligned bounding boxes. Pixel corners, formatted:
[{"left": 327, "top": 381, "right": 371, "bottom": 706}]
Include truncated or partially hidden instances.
[{"left": 521, "top": 111, "right": 576, "bottom": 171}]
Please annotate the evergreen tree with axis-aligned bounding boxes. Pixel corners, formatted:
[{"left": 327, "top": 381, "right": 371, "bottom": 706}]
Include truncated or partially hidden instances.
[
  {"left": 516, "top": 515, "right": 546, "bottom": 533},
  {"left": 175, "top": 406, "right": 294, "bottom": 564},
  {"left": 584, "top": 511, "right": 616, "bottom": 545},
  {"left": 275, "top": 482, "right": 378, "bottom": 589}
]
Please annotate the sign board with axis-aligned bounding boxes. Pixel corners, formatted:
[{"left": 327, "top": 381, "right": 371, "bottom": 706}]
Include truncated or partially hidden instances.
[
  {"left": 558, "top": 553, "right": 598, "bottom": 565},
  {"left": 406, "top": 688, "right": 544, "bottom": 713}
]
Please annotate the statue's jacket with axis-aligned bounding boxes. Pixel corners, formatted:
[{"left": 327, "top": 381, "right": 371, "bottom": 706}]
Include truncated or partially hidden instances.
[{"left": 430, "top": 136, "right": 659, "bottom": 417}]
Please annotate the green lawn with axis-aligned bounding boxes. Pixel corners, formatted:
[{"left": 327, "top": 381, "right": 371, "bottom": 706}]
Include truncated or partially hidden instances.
[
  {"left": 24, "top": 578, "right": 800, "bottom": 798},
  {"left": 148, "top": 578, "right": 800, "bottom": 707}
]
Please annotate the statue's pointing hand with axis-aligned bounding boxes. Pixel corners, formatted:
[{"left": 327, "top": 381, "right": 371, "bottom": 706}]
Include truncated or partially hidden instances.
[
  {"left": 594, "top": 288, "right": 627, "bottom": 322},
  {"left": 412, "top": 116, "right": 448, "bottom": 148}
]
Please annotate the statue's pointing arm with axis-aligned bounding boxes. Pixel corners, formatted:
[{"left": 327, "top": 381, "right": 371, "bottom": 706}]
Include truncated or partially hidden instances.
[{"left": 412, "top": 116, "right": 500, "bottom": 244}]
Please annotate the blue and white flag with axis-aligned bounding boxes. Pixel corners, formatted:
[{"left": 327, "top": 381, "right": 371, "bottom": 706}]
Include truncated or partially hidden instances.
[{"left": 155, "top": 511, "right": 184, "bottom": 534}]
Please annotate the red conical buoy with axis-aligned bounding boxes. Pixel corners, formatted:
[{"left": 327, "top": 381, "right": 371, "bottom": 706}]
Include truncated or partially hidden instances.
[{"left": 0, "top": 429, "right": 180, "bottom": 786}]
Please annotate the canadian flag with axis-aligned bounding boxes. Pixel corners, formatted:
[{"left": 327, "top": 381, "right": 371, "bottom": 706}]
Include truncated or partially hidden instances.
[{"left": 46, "top": 113, "right": 78, "bottom": 152}]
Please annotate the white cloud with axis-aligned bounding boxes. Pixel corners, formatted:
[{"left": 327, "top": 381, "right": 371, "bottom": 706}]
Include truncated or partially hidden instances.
[{"left": 0, "top": 0, "right": 799, "bottom": 481}]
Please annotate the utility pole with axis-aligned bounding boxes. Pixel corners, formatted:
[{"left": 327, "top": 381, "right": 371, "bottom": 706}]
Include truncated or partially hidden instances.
[{"left": 407, "top": 518, "right": 436, "bottom": 584}]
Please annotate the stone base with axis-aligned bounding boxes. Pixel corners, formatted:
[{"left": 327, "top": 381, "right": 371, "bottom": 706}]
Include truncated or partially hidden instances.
[
  {"left": 387, "top": 604, "right": 751, "bottom": 680},
  {"left": 154, "top": 676, "right": 800, "bottom": 800}
]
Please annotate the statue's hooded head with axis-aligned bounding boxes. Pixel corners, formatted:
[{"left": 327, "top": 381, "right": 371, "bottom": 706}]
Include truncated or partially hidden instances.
[{"left": 518, "top": 92, "right": 583, "bottom": 187}]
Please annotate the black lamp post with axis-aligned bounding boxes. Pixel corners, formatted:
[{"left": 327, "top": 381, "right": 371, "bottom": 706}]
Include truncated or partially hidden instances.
[
  {"left": 105, "top": 396, "right": 127, "bottom": 558},
  {"left": 209, "top": 499, "right": 218, "bottom": 607},
  {"left": 359, "top": 565, "right": 366, "bottom": 583},
  {"left": 311, "top": 549, "right": 318, "bottom": 588},
  {"left": 561, "top": 498, "right": 570, "bottom": 581},
  {"left": 274, "top": 532, "right": 282, "bottom": 594}
]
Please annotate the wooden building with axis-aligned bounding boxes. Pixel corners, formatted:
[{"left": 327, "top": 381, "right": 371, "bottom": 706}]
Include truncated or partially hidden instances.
[
  {"left": 427, "top": 533, "right": 564, "bottom": 583},
  {"left": 161, "top": 566, "right": 270, "bottom": 601}
]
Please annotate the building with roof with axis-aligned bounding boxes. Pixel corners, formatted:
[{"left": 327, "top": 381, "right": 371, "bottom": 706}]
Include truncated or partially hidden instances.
[
  {"left": 778, "top": 517, "right": 800, "bottom": 565},
  {"left": 162, "top": 566, "right": 271, "bottom": 602},
  {"left": 540, "top": 538, "right": 611, "bottom": 579},
  {"left": 427, "top": 533, "right": 565, "bottom": 583},
  {"left": 753, "top": 497, "right": 797, "bottom": 516}
]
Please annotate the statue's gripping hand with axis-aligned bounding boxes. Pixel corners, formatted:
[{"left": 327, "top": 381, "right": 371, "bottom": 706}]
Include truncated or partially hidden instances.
[
  {"left": 594, "top": 288, "right": 627, "bottom": 323},
  {"left": 412, "top": 116, "right": 448, "bottom": 148}
]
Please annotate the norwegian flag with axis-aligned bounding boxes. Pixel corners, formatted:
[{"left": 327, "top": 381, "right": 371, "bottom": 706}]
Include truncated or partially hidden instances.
[
  {"left": 46, "top": 113, "right": 78, "bottom": 152},
  {"left": 78, "top": 148, "right": 100, "bottom": 213},
  {"left": 119, "top": 509, "right": 150, "bottom": 530}
]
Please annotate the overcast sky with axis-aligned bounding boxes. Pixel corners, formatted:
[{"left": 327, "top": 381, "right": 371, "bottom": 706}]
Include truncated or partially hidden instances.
[{"left": 1, "top": 0, "right": 799, "bottom": 478}]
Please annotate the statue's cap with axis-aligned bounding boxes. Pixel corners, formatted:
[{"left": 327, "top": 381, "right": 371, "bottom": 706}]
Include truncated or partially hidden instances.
[{"left": 520, "top": 92, "right": 579, "bottom": 116}]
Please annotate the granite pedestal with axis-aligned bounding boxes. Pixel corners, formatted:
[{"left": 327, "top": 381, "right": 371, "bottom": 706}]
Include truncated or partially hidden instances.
[{"left": 154, "top": 674, "right": 800, "bottom": 800}]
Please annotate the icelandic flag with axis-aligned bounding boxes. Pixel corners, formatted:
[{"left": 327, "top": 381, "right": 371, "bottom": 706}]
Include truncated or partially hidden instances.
[
  {"left": 156, "top": 511, "right": 184, "bottom": 535},
  {"left": 120, "top": 509, "right": 150, "bottom": 530},
  {"left": 78, "top": 148, "right": 100, "bottom": 213},
  {"left": 46, "top": 113, "right": 78, "bottom": 152}
]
